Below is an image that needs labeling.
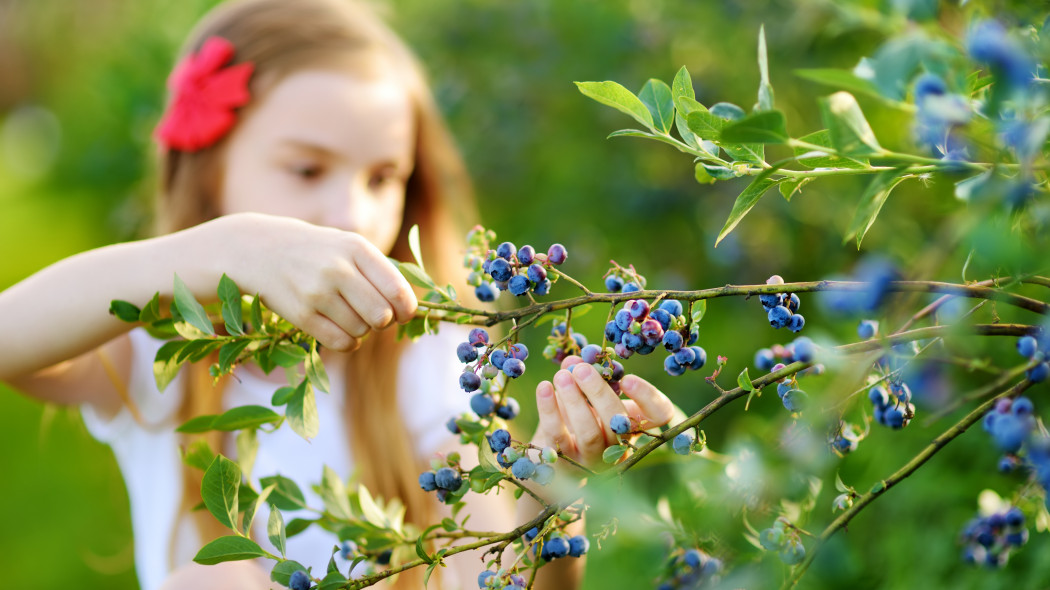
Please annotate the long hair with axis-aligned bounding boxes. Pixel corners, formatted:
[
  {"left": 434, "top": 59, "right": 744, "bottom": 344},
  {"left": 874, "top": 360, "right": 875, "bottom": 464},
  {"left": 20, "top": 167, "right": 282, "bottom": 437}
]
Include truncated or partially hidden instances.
[{"left": 156, "top": 0, "right": 476, "bottom": 583}]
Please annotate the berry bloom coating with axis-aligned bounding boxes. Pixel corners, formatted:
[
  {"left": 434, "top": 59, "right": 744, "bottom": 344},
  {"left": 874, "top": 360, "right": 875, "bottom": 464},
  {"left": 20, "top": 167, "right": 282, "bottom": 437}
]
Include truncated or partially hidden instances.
[
  {"left": 641, "top": 318, "right": 664, "bottom": 343},
  {"left": 568, "top": 535, "right": 590, "bottom": 557},
  {"left": 1017, "top": 336, "right": 1039, "bottom": 358},
  {"left": 488, "top": 429, "right": 512, "bottom": 453},
  {"left": 614, "top": 309, "right": 633, "bottom": 331},
  {"left": 580, "top": 344, "right": 603, "bottom": 364},
  {"left": 649, "top": 308, "right": 672, "bottom": 330},
  {"left": 470, "top": 393, "right": 495, "bottom": 416},
  {"left": 659, "top": 299, "right": 684, "bottom": 317},
  {"left": 869, "top": 386, "right": 889, "bottom": 408},
  {"left": 489, "top": 349, "right": 508, "bottom": 370},
  {"left": 858, "top": 319, "right": 879, "bottom": 340},
  {"left": 664, "top": 354, "right": 687, "bottom": 376},
  {"left": 788, "top": 313, "right": 806, "bottom": 333},
  {"left": 475, "top": 282, "right": 497, "bottom": 302},
  {"left": 418, "top": 471, "right": 437, "bottom": 491},
  {"left": 610, "top": 413, "right": 631, "bottom": 434},
  {"left": 627, "top": 299, "right": 651, "bottom": 319},
  {"left": 496, "top": 397, "right": 520, "bottom": 420},
  {"left": 495, "top": 241, "right": 516, "bottom": 261},
  {"left": 508, "top": 274, "right": 531, "bottom": 296},
  {"left": 768, "top": 305, "right": 792, "bottom": 328},
  {"left": 992, "top": 414, "right": 1028, "bottom": 453},
  {"left": 477, "top": 571, "right": 496, "bottom": 589},
  {"left": 460, "top": 372, "right": 482, "bottom": 392},
  {"left": 663, "top": 330, "right": 684, "bottom": 352},
  {"left": 435, "top": 467, "right": 463, "bottom": 491},
  {"left": 533, "top": 463, "right": 555, "bottom": 485},
  {"left": 502, "top": 358, "right": 526, "bottom": 378},
  {"left": 687, "top": 347, "right": 707, "bottom": 370},
  {"left": 533, "top": 279, "right": 551, "bottom": 295},
  {"left": 754, "top": 348, "right": 775, "bottom": 370},
  {"left": 488, "top": 257, "right": 513, "bottom": 282},
  {"left": 1012, "top": 396, "right": 1034, "bottom": 416},
  {"left": 793, "top": 337, "right": 816, "bottom": 363},
  {"left": 457, "top": 341, "right": 479, "bottom": 363},
  {"left": 605, "top": 275, "right": 625, "bottom": 292},
  {"left": 547, "top": 244, "right": 568, "bottom": 265},
  {"left": 511, "top": 457, "right": 537, "bottom": 480},
  {"left": 782, "top": 389, "right": 808, "bottom": 413},
  {"left": 468, "top": 328, "right": 490, "bottom": 347},
  {"left": 622, "top": 281, "right": 641, "bottom": 293},
  {"left": 289, "top": 570, "right": 311, "bottom": 590},
  {"left": 527, "top": 264, "right": 547, "bottom": 284},
  {"left": 545, "top": 536, "right": 570, "bottom": 559},
  {"left": 1027, "top": 362, "right": 1050, "bottom": 383},
  {"left": 517, "top": 245, "right": 535, "bottom": 265},
  {"left": 672, "top": 433, "right": 692, "bottom": 455},
  {"left": 673, "top": 347, "right": 697, "bottom": 366},
  {"left": 759, "top": 293, "right": 782, "bottom": 309}
]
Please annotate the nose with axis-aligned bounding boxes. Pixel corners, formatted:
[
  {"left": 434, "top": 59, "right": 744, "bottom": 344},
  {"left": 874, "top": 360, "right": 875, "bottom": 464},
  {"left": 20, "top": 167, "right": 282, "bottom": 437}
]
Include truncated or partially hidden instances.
[{"left": 321, "top": 176, "right": 367, "bottom": 233}]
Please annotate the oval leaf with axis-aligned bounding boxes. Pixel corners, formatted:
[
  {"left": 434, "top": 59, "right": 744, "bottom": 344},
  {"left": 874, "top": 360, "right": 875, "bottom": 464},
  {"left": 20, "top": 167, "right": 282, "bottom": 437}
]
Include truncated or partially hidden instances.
[
  {"left": 213, "top": 405, "right": 282, "bottom": 431},
  {"left": 715, "top": 177, "right": 784, "bottom": 246},
  {"left": 202, "top": 456, "right": 241, "bottom": 532},
  {"left": 194, "top": 535, "right": 265, "bottom": 565},
  {"left": 819, "top": 91, "right": 881, "bottom": 157},
  {"left": 173, "top": 273, "right": 215, "bottom": 336},
  {"left": 719, "top": 110, "right": 788, "bottom": 144},
  {"left": 602, "top": 444, "right": 627, "bottom": 464},
  {"left": 638, "top": 78, "right": 675, "bottom": 133},
  {"left": 575, "top": 80, "right": 655, "bottom": 130},
  {"left": 287, "top": 380, "right": 319, "bottom": 440}
]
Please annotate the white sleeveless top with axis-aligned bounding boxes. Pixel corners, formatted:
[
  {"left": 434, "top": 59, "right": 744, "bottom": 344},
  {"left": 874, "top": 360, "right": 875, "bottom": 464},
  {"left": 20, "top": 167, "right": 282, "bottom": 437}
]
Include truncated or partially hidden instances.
[{"left": 82, "top": 326, "right": 467, "bottom": 590}]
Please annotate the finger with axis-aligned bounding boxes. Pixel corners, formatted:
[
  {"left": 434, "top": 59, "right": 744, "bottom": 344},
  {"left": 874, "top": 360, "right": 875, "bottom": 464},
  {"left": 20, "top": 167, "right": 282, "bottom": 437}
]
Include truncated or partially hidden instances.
[
  {"left": 353, "top": 241, "right": 418, "bottom": 324},
  {"left": 303, "top": 313, "right": 361, "bottom": 352},
  {"left": 315, "top": 293, "right": 371, "bottom": 339},
  {"left": 569, "top": 363, "right": 629, "bottom": 436},
  {"left": 560, "top": 355, "right": 583, "bottom": 370},
  {"left": 337, "top": 268, "right": 403, "bottom": 331},
  {"left": 534, "top": 381, "right": 573, "bottom": 453},
  {"left": 619, "top": 374, "right": 676, "bottom": 427},
  {"left": 553, "top": 369, "right": 611, "bottom": 460}
]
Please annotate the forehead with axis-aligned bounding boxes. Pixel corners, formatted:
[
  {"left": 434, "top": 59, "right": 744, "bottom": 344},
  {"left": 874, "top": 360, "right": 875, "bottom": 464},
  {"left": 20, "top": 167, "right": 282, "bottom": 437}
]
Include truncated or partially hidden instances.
[{"left": 237, "top": 69, "right": 415, "bottom": 160}]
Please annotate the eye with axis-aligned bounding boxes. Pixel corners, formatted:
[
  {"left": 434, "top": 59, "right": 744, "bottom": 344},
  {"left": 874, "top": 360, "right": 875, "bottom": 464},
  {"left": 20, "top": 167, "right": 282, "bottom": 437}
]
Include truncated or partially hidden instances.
[
  {"left": 367, "top": 165, "right": 404, "bottom": 191},
  {"left": 288, "top": 162, "right": 325, "bottom": 181}
]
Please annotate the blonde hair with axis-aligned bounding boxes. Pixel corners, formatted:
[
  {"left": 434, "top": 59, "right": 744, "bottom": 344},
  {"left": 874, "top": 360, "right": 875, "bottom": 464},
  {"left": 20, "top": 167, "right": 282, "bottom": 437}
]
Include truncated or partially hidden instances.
[{"left": 156, "top": 0, "right": 476, "bottom": 583}]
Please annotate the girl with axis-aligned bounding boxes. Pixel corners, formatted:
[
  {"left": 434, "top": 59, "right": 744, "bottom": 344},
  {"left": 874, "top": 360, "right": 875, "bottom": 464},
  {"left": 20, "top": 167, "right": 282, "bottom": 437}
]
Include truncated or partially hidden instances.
[{"left": 0, "top": 0, "right": 675, "bottom": 588}]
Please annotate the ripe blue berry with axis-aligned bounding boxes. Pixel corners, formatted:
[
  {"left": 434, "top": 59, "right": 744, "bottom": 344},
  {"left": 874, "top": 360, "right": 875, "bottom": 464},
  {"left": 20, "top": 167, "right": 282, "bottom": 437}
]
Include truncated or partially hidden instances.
[
  {"left": 649, "top": 308, "right": 672, "bottom": 330},
  {"left": 788, "top": 313, "right": 806, "bottom": 333},
  {"left": 614, "top": 309, "right": 633, "bottom": 331},
  {"left": 663, "top": 330, "right": 684, "bottom": 352},
  {"left": 547, "top": 244, "right": 568, "bottom": 265},
  {"left": 511, "top": 457, "right": 537, "bottom": 480},
  {"left": 468, "top": 328, "right": 489, "bottom": 347},
  {"left": 340, "top": 539, "right": 357, "bottom": 559},
  {"left": 495, "top": 241, "right": 516, "bottom": 261},
  {"left": 1017, "top": 336, "right": 1039, "bottom": 358},
  {"left": 446, "top": 417, "right": 461, "bottom": 434},
  {"left": 435, "top": 467, "right": 462, "bottom": 491},
  {"left": 610, "top": 413, "right": 631, "bottom": 434},
  {"left": 605, "top": 275, "right": 624, "bottom": 292},
  {"left": 419, "top": 471, "right": 437, "bottom": 491},
  {"left": 658, "top": 299, "right": 684, "bottom": 317},
  {"left": 509, "top": 343, "right": 528, "bottom": 360},
  {"left": 457, "top": 341, "right": 479, "bottom": 363},
  {"left": 568, "top": 535, "right": 590, "bottom": 557},
  {"left": 673, "top": 433, "right": 692, "bottom": 455},
  {"left": 782, "top": 389, "right": 808, "bottom": 413},
  {"left": 580, "top": 343, "right": 602, "bottom": 364},
  {"left": 545, "top": 536, "right": 570, "bottom": 559},
  {"left": 475, "top": 282, "right": 497, "bottom": 302},
  {"left": 488, "top": 257, "right": 513, "bottom": 282},
  {"left": 488, "top": 429, "right": 511, "bottom": 453},
  {"left": 605, "top": 321, "right": 625, "bottom": 344},
  {"left": 1012, "top": 396, "right": 1034, "bottom": 416},
  {"left": 786, "top": 293, "right": 801, "bottom": 312},
  {"left": 1027, "top": 362, "right": 1049, "bottom": 383},
  {"left": 992, "top": 414, "right": 1028, "bottom": 452},
  {"left": 470, "top": 393, "right": 495, "bottom": 416},
  {"left": 884, "top": 406, "right": 906, "bottom": 429},
  {"left": 768, "top": 305, "right": 791, "bottom": 328},
  {"left": 508, "top": 274, "right": 531, "bottom": 296},
  {"left": 289, "top": 570, "right": 311, "bottom": 590},
  {"left": 793, "top": 337, "right": 816, "bottom": 363},
  {"left": 869, "top": 386, "right": 889, "bottom": 408},
  {"left": 622, "top": 281, "right": 641, "bottom": 293},
  {"left": 673, "top": 347, "right": 696, "bottom": 366},
  {"left": 664, "top": 354, "right": 687, "bottom": 376},
  {"left": 533, "top": 279, "right": 551, "bottom": 295},
  {"left": 754, "top": 348, "right": 775, "bottom": 370},
  {"left": 502, "top": 358, "right": 526, "bottom": 378},
  {"left": 489, "top": 349, "right": 507, "bottom": 370},
  {"left": 517, "top": 245, "right": 535, "bottom": 265},
  {"left": 496, "top": 397, "right": 520, "bottom": 420},
  {"left": 460, "top": 372, "right": 481, "bottom": 392},
  {"left": 683, "top": 548, "right": 703, "bottom": 569},
  {"left": 477, "top": 570, "right": 496, "bottom": 589},
  {"left": 687, "top": 346, "right": 707, "bottom": 370},
  {"left": 527, "top": 264, "right": 547, "bottom": 284},
  {"left": 858, "top": 319, "right": 879, "bottom": 340}
]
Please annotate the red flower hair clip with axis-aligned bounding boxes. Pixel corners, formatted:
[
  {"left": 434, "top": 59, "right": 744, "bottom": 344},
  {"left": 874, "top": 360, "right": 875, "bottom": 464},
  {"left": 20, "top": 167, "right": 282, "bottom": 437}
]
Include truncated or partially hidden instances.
[{"left": 155, "top": 37, "right": 254, "bottom": 152}]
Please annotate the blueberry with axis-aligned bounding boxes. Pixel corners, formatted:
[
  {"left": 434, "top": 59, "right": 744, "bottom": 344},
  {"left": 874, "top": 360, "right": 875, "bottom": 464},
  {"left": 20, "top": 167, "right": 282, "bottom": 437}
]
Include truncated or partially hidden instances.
[
  {"left": 786, "top": 293, "right": 801, "bottom": 312},
  {"left": 533, "top": 279, "right": 551, "bottom": 295},
  {"left": 1006, "top": 530, "right": 1028, "bottom": 546},
  {"left": 672, "top": 433, "right": 692, "bottom": 455},
  {"left": 488, "top": 258, "right": 513, "bottom": 282},
  {"left": 547, "top": 244, "right": 568, "bottom": 265},
  {"left": 610, "top": 413, "right": 631, "bottom": 434},
  {"left": 489, "top": 349, "right": 508, "bottom": 370},
  {"left": 527, "top": 264, "right": 547, "bottom": 284},
  {"left": 967, "top": 20, "right": 1035, "bottom": 90},
  {"left": 580, "top": 343, "right": 602, "bottom": 364},
  {"left": 501, "top": 446, "right": 521, "bottom": 464},
  {"left": 768, "top": 305, "right": 792, "bottom": 328},
  {"left": 340, "top": 539, "right": 357, "bottom": 559},
  {"left": 857, "top": 319, "right": 879, "bottom": 340},
  {"left": 545, "top": 536, "right": 570, "bottom": 559},
  {"left": 649, "top": 308, "right": 672, "bottom": 330},
  {"left": 1012, "top": 396, "right": 1034, "bottom": 416},
  {"left": 604, "top": 321, "right": 625, "bottom": 344},
  {"left": 524, "top": 527, "right": 540, "bottom": 542},
  {"left": 641, "top": 318, "right": 664, "bottom": 343},
  {"left": 673, "top": 347, "right": 696, "bottom": 366},
  {"left": 869, "top": 386, "right": 889, "bottom": 408},
  {"left": 688, "top": 328, "right": 699, "bottom": 345},
  {"left": 890, "top": 382, "right": 911, "bottom": 404},
  {"left": 662, "top": 330, "right": 684, "bottom": 352},
  {"left": 480, "top": 364, "right": 500, "bottom": 379},
  {"left": 475, "top": 282, "right": 497, "bottom": 302},
  {"left": 914, "top": 73, "right": 948, "bottom": 101},
  {"left": 289, "top": 570, "right": 311, "bottom": 590},
  {"left": 777, "top": 382, "right": 793, "bottom": 399},
  {"left": 884, "top": 406, "right": 906, "bottom": 429},
  {"left": 759, "top": 293, "right": 781, "bottom": 309},
  {"left": 469, "top": 328, "right": 490, "bottom": 347},
  {"left": 993, "top": 414, "right": 1028, "bottom": 452},
  {"left": 788, "top": 313, "right": 806, "bottom": 333},
  {"left": 496, "top": 397, "right": 520, "bottom": 420},
  {"left": 636, "top": 343, "right": 657, "bottom": 355},
  {"left": 614, "top": 343, "right": 632, "bottom": 359},
  {"left": 488, "top": 429, "right": 512, "bottom": 453},
  {"left": 509, "top": 343, "right": 529, "bottom": 361},
  {"left": 615, "top": 309, "right": 633, "bottom": 331},
  {"left": 605, "top": 275, "right": 624, "bottom": 292},
  {"left": 376, "top": 549, "right": 393, "bottom": 565},
  {"left": 460, "top": 372, "right": 482, "bottom": 392},
  {"left": 419, "top": 471, "right": 437, "bottom": 491},
  {"left": 754, "top": 348, "right": 775, "bottom": 370},
  {"left": 1018, "top": 336, "right": 1039, "bottom": 358},
  {"left": 664, "top": 354, "right": 686, "bottom": 376},
  {"left": 782, "top": 389, "right": 808, "bottom": 413},
  {"left": 478, "top": 570, "right": 497, "bottom": 589},
  {"left": 495, "top": 241, "right": 516, "bottom": 261},
  {"left": 792, "top": 337, "right": 816, "bottom": 363},
  {"left": 572, "top": 332, "right": 588, "bottom": 348},
  {"left": 622, "top": 332, "right": 645, "bottom": 351},
  {"left": 533, "top": 463, "right": 555, "bottom": 485},
  {"left": 508, "top": 274, "right": 531, "bottom": 296},
  {"left": 1027, "top": 362, "right": 1050, "bottom": 383},
  {"left": 457, "top": 341, "right": 479, "bottom": 363},
  {"left": 502, "top": 358, "right": 526, "bottom": 378},
  {"left": 470, "top": 393, "right": 495, "bottom": 416},
  {"left": 758, "top": 527, "right": 783, "bottom": 551},
  {"left": 517, "top": 245, "right": 535, "bottom": 265},
  {"left": 627, "top": 299, "right": 651, "bottom": 319},
  {"left": 435, "top": 467, "right": 462, "bottom": 491},
  {"left": 1005, "top": 506, "right": 1025, "bottom": 527},
  {"left": 568, "top": 535, "right": 590, "bottom": 557},
  {"left": 622, "top": 281, "right": 641, "bottom": 293},
  {"left": 511, "top": 457, "right": 537, "bottom": 480},
  {"left": 446, "top": 417, "right": 461, "bottom": 434}
]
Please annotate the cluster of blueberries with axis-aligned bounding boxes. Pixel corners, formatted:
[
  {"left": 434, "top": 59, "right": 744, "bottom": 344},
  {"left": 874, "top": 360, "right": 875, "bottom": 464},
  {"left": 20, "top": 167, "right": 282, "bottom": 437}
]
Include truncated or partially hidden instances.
[
  {"left": 758, "top": 275, "right": 805, "bottom": 332},
  {"left": 983, "top": 395, "right": 1035, "bottom": 457},
  {"left": 604, "top": 298, "right": 707, "bottom": 377},
  {"left": 756, "top": 336, "right": 819, "bottom": 414},
  {"left": 477, "top": 570, "right": 528, "bottom": 590},
  {"left": 602, "top": 266, "right": 646, "bottom": 294},
  {"left": 655, "top": 547, "right": 722, "bottom": 590},
  {"left": 488, "top": 428, "right": 558, "bottom": 485},
  {"left": 828, "top": 420, "right": 864, "bottom": 456},
  {"left": 457, "top": 327, "right": 524, "bottom": 420},
  {"left": 544, "top": 321, "right": 591, "bottom": 366},
  {"left": 959, "top": 505, "right": 1028, "bottom": 568},
  {"left": 868, "top": 381, "right": 915, "bottom": 429},
  {"left": 609, "top": 412, "right": 696, "bottom": 455},
  {"left": 465, "top": 233, "right": 568, "bottom": 301},
  {"left": 758, "top": 520, "right": 806, "bottom": 565},
  {"left": 1017, "top": 335, "right": 1050, "bottom": 383},
  {"left": 418, "top": 464, "right": 465, "bottom": 503},
  {"left": 525, "top": 525, "right": 590, "bottom": 561}
]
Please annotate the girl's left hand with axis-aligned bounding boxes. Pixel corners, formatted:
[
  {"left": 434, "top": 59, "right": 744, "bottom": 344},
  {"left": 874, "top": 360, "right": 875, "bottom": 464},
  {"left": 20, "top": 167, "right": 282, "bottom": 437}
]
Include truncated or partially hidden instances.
[{"left": 531, "top": 355, "right": 676, "bottom": 467}]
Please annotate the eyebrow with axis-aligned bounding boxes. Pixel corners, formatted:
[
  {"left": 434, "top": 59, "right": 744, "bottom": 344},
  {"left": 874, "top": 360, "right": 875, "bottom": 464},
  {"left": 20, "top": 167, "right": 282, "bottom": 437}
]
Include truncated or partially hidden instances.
[{"left": 274, "top": 138, "right": 411, "bottom": 168}]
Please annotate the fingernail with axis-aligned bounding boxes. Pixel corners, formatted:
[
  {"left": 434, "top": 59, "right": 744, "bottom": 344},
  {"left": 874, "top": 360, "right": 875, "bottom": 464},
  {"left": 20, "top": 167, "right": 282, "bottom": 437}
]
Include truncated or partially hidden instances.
[
  {"left": 537, "top": 382, "right": 554, "bottom": 399},
  {"left": 554, "top": 371, "right": 573, "bottom": 388},
  {"left": 620, "top": 374, "right": 637, "bottom": 392},
  {"left": 573, "top": 362, "right": 597, "bottom": 381}
]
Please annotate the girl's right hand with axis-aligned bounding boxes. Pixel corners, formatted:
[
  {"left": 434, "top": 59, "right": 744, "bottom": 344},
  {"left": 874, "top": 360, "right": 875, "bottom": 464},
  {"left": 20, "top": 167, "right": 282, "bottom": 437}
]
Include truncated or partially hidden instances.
[{"left": 217, "top": 213, "right": 418, "bottom": 351}]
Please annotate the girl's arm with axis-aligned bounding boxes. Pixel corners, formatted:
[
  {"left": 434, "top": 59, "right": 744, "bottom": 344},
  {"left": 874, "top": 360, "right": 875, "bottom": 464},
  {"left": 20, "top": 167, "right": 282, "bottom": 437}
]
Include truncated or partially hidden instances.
[{"left": 0, "top": 212, "right": 416, "bottom": 412}]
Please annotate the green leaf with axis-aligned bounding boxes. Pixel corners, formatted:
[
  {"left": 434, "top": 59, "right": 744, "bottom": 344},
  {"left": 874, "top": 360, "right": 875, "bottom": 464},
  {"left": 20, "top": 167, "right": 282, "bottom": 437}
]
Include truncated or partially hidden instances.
[
  {"left": 720, "top": 110, "right": 788, "bottom": 144},
  {"left": 320, "top": 465, "right": 352, "bottom": 521},
  {"left": 779, "top": 177, "right": 814, "bottom": 201},
  {"left": 844, "top": 169, "right": 910, "bottom": 248},
  {"left": 249, "top": 295, "right": 264, "bottom": 333},
  {"left": 109, "top": 300, "right": 141, "bottom": 323},
  {"left": 358, "top": 484, "right": 388, "bottom": 528},
  {"left": 795, "top": 68, "right": 884, "bottom": 103},
  {"left": 602, "top": 444, "right": 627, "bottom": 464},
  {"left": 139, "top": 292, "right": 163, "bottom": 323},
  {"left": 271, "top": 386, "right": 296, "bottom": 406},
  {"left": 268, "top": 341, "right": 309, "bottom": 369},
  {"left": 700, "top": 163, "right": 741, "bottom": 180},
  {"left": 671, "top": 65, "right": 695, "bottom": 102},
  {"left": 638, "top": 79, "right": 675, "bottom": 133},
  {"left": 193, "top": 535, "right": 265, "bottom": 565},
  {"left": 756, "top": 25, "right": 775, "bottom": 111},
  {"left": 201, "top": 456, "right": 242, "bottom": 532},
  {"left": 218, "top": 339, "right": 252, "bottom": 374},
  {"left": 306, "top": 342, "right": 330, "bottom": 394},
  {"left": 213, "top": 405, "right": 282, "bottom": 431},
  {"left": 287, "top": 380, "right": 319, "bottom": 440},
  {"left": 270, "top": 560, "right": 308, "bottom": 586},
  {"left": 153, "top": 340, "right": 189, "bottom": 392},
  {"left": 415, "top": 525, "right": 440, "bottom": 565},
  {"left": 686, "top": 107, "right": 726, "bottom": 140},
  {"left": 575, "top": 80, "right": 655, "bottom": 130},
  {"left": 737, "top": 367, "right": 755, "bottom": 392},
  {"left": 408, "top": 224, "right": 426, "bottom": 272},
  {"left": 835, "top": 472, "right": 849, "bottom": 493},
  {"left": 693, "top": 163, "right": 716, "bottom": 184},
  {"left": 181, "top": 439, "right": 216, "bottom": 471},
  {"left": 399, "top": 261, "right": 437, "bottom": 289},
  {"left": 268, "top": 506, "right": 287, "bottom": 557},
  {"left": 319, "top": 571, "right": 349, "bottom": 590},
  {"left": 236, "top": 428, "right": 258, "bottom": 479},
  {"left": 690, "top": 300, "right": 707, "bottom": 324},
  {"left": 818, "top": 92, "right": 881, "bottom": 157},
  {"left": 218, "top": 274, "right": 244, "bottom": 336},
  {"left": 173, "top": 274, "right": 215, "bottom": 336},
  {"left": 176, "top": 414, "right": 218, "bottom": 433},
  {"left": 260, "top": 475, "right": 308, "bottom": 511},
  {"left": 792, "top": 130, "right": 869, "bottom": 169},
  {"left": 715, "top": 177, "right": 784, "bottom": 246}
]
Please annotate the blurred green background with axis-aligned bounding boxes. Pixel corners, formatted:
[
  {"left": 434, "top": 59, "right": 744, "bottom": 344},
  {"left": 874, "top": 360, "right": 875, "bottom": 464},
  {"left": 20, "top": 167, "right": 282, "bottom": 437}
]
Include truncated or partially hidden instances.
[{"left": 2, "top": 0, "right": 1050, "bottom": 588}]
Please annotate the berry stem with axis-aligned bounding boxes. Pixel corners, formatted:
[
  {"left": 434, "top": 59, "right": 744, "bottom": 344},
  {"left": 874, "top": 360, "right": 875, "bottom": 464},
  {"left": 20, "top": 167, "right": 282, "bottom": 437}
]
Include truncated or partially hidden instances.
[{"left": 546, "top": 267, "right": 592, "bottom": 295}]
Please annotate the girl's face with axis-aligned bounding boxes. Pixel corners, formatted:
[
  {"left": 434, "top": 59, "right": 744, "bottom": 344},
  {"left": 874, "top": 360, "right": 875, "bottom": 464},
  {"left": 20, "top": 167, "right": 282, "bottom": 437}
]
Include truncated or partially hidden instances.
[{"left": 219, "top": 69, "right": 415, "bottom": 255}]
